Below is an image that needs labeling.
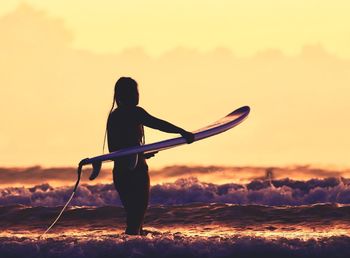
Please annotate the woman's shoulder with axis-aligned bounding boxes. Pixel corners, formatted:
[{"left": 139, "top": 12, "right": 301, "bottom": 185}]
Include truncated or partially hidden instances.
[
  {"left": 109, "top": 108, "right": 118, "bottom": 117},
  {"left": 135, "top": 106, "right": 146, "bottom": 113},
  {"left": 108, "top": 106, "right": 144, "bottom": 120},
  {"left": 135, "top": 106, "right": 149, "bottom": 119},
  {"left": 107, "top": 108, "right": 120, "bottom": 123}
]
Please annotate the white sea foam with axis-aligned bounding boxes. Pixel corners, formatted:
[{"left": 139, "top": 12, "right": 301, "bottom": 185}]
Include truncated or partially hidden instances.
[
  {"left": 1, "top": 177, "right": 350, "bottom": 206},
  {"left": 1, "top": 233, "right": 350, "bottom": 258}
]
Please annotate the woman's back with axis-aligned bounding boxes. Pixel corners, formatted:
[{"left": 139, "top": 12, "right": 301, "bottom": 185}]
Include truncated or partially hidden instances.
[{"left": 107, "top": 106, "right": 144, "bottom": 152}]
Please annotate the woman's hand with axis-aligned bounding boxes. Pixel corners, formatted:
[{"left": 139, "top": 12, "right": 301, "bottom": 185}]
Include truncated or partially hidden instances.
[
  {"left": 144, "top": 151, "right": 158, "bottom": 159},
  {"left": 181, "top": 130, "right": 195, "bottom": 144}
]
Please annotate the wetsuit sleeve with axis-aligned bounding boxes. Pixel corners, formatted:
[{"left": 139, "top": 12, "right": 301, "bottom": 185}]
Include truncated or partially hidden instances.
[{"left": 136, "top": 107, "right": 186, "bottom": 134}]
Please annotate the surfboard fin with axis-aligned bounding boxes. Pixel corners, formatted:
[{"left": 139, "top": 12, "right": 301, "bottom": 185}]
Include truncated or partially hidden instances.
[
  {"left": 89, "top": 161, "right": 102, "bottom": 180},
  {"left": 126, "top": 154, "right": 138, "bottom": 170}
]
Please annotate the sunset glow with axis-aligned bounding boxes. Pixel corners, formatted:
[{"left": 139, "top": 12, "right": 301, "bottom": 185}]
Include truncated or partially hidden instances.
[
  {"left": 1, "top": 1, "right": 350, "bottom": 168},
  {"left": 1, "top": 2, "right": 350, "bottom": 257}
]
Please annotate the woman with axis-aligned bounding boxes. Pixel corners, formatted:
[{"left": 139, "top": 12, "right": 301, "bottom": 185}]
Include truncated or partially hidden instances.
[{"left": 106, "top": 77, "right": 194, "bottom": 235}]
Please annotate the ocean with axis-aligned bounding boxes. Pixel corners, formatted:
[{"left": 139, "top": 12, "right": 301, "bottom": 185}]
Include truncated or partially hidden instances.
[{"left": 1, "top": 167, "right": 350, "bottom": 257}]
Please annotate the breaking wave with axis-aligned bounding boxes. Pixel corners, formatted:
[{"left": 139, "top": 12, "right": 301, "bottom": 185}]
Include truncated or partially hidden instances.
[
  {"left": 1, "top": 234, "right": 350, "bottom": 258},
  {"left": 1, "top": 177, "right": 350, "bottom": 206}
]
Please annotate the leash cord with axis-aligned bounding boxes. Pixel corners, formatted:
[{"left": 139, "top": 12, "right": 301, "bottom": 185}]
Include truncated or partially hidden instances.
[{"left": 38, "top": 163, "right": 83, "bottom": 239}]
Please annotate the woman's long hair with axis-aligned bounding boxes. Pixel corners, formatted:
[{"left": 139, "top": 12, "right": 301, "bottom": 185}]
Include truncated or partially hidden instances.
[{"left": 102, "top": 77, "right": 145, "bottom": 153}]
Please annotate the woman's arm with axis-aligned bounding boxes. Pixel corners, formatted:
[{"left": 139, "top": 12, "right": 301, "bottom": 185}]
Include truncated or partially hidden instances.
[{"left": 137, "top": 107, "right": 194, "bottom": 143}]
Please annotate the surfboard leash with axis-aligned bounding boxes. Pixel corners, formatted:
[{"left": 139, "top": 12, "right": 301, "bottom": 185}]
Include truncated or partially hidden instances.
[{"left": 38, "top": 160, "right": 86, "bottom": 239}]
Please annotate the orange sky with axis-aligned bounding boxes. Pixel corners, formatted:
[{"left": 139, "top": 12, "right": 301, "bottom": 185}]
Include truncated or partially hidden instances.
[{"left": 0, "top": 2, "right": 350, "bottom": 168}]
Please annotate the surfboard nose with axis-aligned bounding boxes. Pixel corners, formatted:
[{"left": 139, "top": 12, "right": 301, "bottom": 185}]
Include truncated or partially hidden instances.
[{"left": 232, "top": 106, "right": 250, "bottom": 115}]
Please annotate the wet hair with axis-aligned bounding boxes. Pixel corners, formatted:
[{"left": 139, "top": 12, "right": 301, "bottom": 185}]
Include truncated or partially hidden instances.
[{"left": 102, "top": 77, "right": 144, "bottom": 153}]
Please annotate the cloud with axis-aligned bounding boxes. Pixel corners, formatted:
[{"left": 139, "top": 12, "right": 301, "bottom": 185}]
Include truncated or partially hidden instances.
[{"left": 1, "top": 3, "right": 350, "bottom": 167}]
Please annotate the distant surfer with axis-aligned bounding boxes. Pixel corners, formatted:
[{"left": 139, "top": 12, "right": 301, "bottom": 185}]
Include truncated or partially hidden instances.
[{"left": 106, "top": 77, "right": 194, "bottom": 235}]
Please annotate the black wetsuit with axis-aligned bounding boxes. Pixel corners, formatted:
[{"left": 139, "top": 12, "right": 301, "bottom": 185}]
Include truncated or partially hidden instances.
[{"left": 107, "top": 105, "right": 186, "bottom": 234}]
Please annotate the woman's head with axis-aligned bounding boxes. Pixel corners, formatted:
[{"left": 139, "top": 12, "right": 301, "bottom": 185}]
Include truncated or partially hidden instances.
[
  {"left": 103, "top": 77, "right": 140, "bottom": 153},
  {"left": 114, "top": 77, "right": 139, "bottom": 107}
]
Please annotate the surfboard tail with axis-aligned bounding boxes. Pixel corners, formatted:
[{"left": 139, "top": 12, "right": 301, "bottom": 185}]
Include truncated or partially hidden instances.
[{"left": 89, "top": 161, "right": 102, "bottom": 180}]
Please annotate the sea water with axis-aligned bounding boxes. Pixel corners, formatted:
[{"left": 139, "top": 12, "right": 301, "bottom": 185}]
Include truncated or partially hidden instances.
[{"left": 1, "top": 176, "right": 350, "bottom": 257}]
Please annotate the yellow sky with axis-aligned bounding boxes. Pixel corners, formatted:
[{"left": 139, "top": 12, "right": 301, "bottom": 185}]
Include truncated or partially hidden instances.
[
  {"left": 0, "top": 2, "right": 350, "bottom": 168},
  {"left": 1, "top": 1, "right": 350, "bottom": 57}
]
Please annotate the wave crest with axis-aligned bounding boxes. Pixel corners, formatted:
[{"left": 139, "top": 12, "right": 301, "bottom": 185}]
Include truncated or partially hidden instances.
[{"left": 1, "top": 177, "right": 350, "bottom": 206}]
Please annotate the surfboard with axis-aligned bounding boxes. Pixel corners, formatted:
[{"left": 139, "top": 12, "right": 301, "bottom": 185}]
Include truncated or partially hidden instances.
[
  {"left": 83, "top": 106, "right": 250, "bottom": 180},
  {"left": 40, "top": 106, "right": 250, "bottom": 238}
]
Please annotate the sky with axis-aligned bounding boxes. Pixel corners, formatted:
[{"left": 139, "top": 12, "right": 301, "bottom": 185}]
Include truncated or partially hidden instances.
[
  {"left": 1, "top": 0, "right": 350, "bottom": 57},
  {"left": 0, "top": 1, "right": 350, "bottom": 168}
]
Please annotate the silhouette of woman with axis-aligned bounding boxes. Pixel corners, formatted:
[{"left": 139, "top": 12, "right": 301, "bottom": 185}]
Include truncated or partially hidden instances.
[{"left": 106, "top": 77, "right": 194, "bottom": 235}]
